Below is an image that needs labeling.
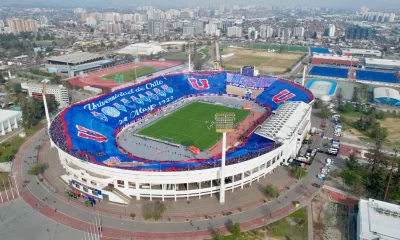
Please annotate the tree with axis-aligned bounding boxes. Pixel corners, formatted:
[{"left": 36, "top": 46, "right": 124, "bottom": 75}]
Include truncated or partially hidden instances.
[
  {"left": 367, "top": 166, "right": 387, "bottom": 199},
  {"left": 351, "top": 175, "right": 366, "bottom": 197},
  {"left": 212, "top": 231, "right": 225, "bottom": 240},
  {"left": 141, "top": 201, "right": 166, "bottom": 220},
  {"left": 345, "top": 154, "right": 360, "bottom": 171},
  {"left": 12, "top": 83, "right": 22, "bottom": 93},
  {"left": 291, "top": 167, "right": 307, "bottom": 179},
  {"left": 336, "top": 88, "right": 343, "bottom": 105},
  {"left": 193, "top": 54, "right": 203, "bottom": 70},
  {"left": 230, "top": 222, "right": 241, "bottom": 238},
  {"left": 263, "top": 184, "right": 279, "bottom": 199},
  {"left": 318, "top": 106, "right": 331, "bottom": 119},
  {"left": 28, "top": 163, "right": 49, "bottom": 175}
]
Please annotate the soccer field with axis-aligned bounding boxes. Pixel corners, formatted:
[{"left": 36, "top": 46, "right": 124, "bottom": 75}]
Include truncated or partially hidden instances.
[
  {"left": 137, "top": 102, "right": 250, "bottom": 151},
  {"left": 222, "top": 47, "right": 304, "bottom": 74},
  {"left": 103, "top": 67, "right": 158, "bottom": 82}
]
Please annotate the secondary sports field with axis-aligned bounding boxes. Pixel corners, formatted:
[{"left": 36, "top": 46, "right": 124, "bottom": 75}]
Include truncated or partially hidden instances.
[
  {"left": 137, "top": 102, "right": 250, "bottom": 150},
  {"left": 222, "top": 47, "right": 304, "bottom": 74},
  {"left": 103, "top": 67, "right": 158, "bottom": 82}
]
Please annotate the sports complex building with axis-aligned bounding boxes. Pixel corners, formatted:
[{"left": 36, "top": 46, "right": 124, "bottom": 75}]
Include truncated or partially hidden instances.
[{"left": 50, "top": 71, "right": 313, "bottom": 203}]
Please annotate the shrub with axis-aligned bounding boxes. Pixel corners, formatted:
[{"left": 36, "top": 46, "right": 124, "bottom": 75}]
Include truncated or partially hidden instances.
[
  {"left": 230, "top": 222, "right": 241, "bottom": 237},
  {"left": 129, "top": 213, "right": 135, "bottom": 219},
  {"left": 141, "top": 200, "right": 166, "bottom": 221},
  {"left": 28, "top": 163, "right": 49, "bottom": 175},
  {"left": 263, "top": 184, "right": 279, "bottom": 199},
  {"left": 291, "top": 167, "right": 307, "bottom": 179}
]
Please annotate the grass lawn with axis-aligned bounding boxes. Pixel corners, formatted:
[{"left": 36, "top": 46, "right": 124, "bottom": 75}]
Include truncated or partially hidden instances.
[
  {"left": 0, "top": 123, "right": 45, "bottom": 163},
  {"left": 267, "top": 207, "right": 308, "bottom": 240},
  {"left": 340, "top": 111, "right": 400, "bottom": 148},
  {"left": 162, "top": 52, "right": 189, "bottom": 62},
  {"left": 137, "top": 102, "right": 249, "bottom": 150},
  {"left": 222, "top": 47, "right": 304, "bottom": 74},
  {"left": 0, "top": 172, "right": 10, "bottom": 191},
  {"left": 103, "top": 67, "right": 158, "bottom": 82}
]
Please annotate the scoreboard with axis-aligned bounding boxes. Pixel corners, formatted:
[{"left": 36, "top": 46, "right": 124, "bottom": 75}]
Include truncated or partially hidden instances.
[{"left": 241, "top": 66, "right": 255, "bottom": 77}]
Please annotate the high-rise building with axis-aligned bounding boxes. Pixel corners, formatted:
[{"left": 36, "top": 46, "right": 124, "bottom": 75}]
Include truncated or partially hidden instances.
[
  {"left": 345, "top": 25, "right": 375, "bottom": 40},
  {"left": 293, "top": 27, "right": 305, "bottom": 38},
  {"left": 323, "top": 24, "right": 336, "bottom": 38},
  {"left": 0, "top": 20, "right": 4, "bottom": 28},
  {"left": 7, "top": 18, "right": 38, "bottom": 33},
  {"left": 248, "top": 27, "right": 258, "bottom": 40},
  {"left": 363, "top": 12, "right": 396, "bottom": 22},
  {"left": 86, "top": 17, "right": 97, "bottom": 26},
  {"left": 227, "top": 26, "right": 242, "bottom": 38},
  {"left": 147, "top": 20, "right": 167, "bottom": 37},
  {"left": 38, "top": 16, "right": 48, "bottom": 27},
  {"left": 221, "top": 21, "right": 234, "bottom": 32},
  {"left": 105, "top": 23, "right": 122, "bottom": 33},
  {"left": 204, "top": 23, "right": 218, "bottom": 36},
  {"left": 278, "top": 27, "right": 291, "bottom": 40},
  {"left": 260, "top": 25, "right": 274, "bottom": 38}
]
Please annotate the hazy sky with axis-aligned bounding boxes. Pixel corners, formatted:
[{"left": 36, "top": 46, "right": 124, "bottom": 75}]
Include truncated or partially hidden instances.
[{"left": 2, "top": 0, "right": 400, "bottom": 10}]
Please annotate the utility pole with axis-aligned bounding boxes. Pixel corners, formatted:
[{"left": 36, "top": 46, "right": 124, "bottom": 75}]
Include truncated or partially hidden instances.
[{"left": 384, "top": 148, "right": 398, "bottom": 201}]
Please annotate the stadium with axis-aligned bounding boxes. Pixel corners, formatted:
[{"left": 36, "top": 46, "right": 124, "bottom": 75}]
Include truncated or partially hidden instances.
[{"left": 50, "top": 71, "right": 313, "bottom": 203}]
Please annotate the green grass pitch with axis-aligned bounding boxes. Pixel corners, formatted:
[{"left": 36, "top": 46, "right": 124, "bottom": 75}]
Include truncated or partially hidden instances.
[
  {"left": 103, "top": 67, "right": 158, "bottom": 82},
  {"left": 137, "top": 102, "right": 250, "bottom": 151}
]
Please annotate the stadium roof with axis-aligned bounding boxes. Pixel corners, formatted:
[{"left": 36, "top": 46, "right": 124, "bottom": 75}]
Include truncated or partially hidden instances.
[
  {"left": 255, "top": 102, "right": 311, "bottom": 143},
  {"left": 312, "top": 54, "right": 360, "bottom": 61},
  {"left": 373, "top": 87, "right": 400, "bottom": 100},
  {"left": 359, "top": 199, "right": 400, "bottom": 240},
  {"left": 47, "top": 52, "right": 104, "bottom": 65},
  {"left": 0, "top": 109, "right": 21, "bottom": 124},
  {"left": 365, "top": 58, "right": 400, "bottom": 68},
  {"left": 117, "top": 43, "right": 164, "bottom": 56},
  {"left": 341, "top": 48, "right": 382, "bottom": 56}
]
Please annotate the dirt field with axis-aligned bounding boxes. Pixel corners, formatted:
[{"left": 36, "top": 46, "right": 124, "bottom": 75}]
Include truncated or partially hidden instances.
[
  {"left": 222, "top": 47, "right": 304, "bottom": 73},
  {"left": 379, "top": 118, "right": 400, "bottom": 141}
]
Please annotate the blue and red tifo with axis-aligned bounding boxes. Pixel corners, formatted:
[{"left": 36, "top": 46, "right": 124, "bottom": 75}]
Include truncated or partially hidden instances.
[{"left": 50, "top": 71, "right": 314, "bottom": 172}]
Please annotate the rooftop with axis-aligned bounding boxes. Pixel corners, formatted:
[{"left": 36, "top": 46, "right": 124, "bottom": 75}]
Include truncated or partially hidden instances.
[
  {"left": 359, "top": 199, "right": 400, "bottom": 240},
  {"left": 47, "top": 52, "right": 103, "bottom": 65},
  {"left": 313, "top": 54, "right": 360, "bottom": 61},
  {"left": 374, "top": 87, "right": 400, "bottom": 100},
  {"left": 255, "top": 102, "right": 310, "bottom": 143},
  {"left": 365, "top": 58, "right": 400, "bottom": 67},
  {"left": 0, "top": 109, "right": 22, "bottom": 124},
  {"left": 341, "top": 48, "right": 382, "bottom": 55}
]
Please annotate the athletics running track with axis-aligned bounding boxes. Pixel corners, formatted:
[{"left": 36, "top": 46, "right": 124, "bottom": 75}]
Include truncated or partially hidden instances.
[{"left": 68, "top": 60, "right": 182, "bottom": 89}]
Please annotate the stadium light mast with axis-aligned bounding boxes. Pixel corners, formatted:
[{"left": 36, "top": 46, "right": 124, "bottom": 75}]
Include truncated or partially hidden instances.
[
  {"left": 302, "top": 65, "right": 307, "bottom": 86},
  {"left": 42, "top": 79, "right": 53, "bottom": 147},
  {"left": 188, "top": 43, "right": 191, "bottom": 72},
  {"left": 215, "top": 112, "right": 235, "bottom": 205}
]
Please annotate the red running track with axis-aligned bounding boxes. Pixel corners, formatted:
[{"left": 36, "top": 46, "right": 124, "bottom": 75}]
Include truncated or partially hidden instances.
[{"left": 68, "top": 60, "right": 182, "bottom": 89}]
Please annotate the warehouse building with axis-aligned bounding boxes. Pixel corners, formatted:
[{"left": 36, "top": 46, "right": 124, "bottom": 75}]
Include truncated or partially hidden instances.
[
  {"left": 364, "top": 58, "right": 400, "bottom": 71},
  {"left": 373, "top": 87, "right": 400, "bottom": 106},
  {"left": 341, "top": 48, "right": 382, "bottom": 57},
  {"left": 358, "top": 199, "right": 400, "bottom": 240},
  {"left": 311, "top": 54, "right": 360, "bottom": 67}
]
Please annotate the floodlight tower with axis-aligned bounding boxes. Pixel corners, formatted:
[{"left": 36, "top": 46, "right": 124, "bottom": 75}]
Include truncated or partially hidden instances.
[
  {"left": 42, "top": 79, "right": 54, "bottom": 147},
  {"left": 302, "top": 65, "right": 307, "bottom": 86},
  {"left": 215, "top": 112, "right": 235, "bottom": 205}
]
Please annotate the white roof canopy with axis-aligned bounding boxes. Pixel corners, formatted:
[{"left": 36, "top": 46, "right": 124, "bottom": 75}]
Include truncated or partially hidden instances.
[{"left": 255, "top": 102, "right": 310, "bottom": 143}]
